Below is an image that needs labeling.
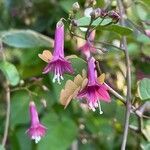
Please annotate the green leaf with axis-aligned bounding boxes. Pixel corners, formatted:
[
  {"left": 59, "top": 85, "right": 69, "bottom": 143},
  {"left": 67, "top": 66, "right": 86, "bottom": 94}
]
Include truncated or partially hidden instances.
[
  {"left": 10, "top": 91, "right": 30, "bottom": 127},
  {"left": 59, "top": 0, "right": 74, "bottom": 12},
  {"left": 70, "top": 57, "right": 87, "bottom": 76},
  {"left": 77, "top": 17, "right": 133, "bottom": 35},
  {"left": 37, "top": 113, "right": 78, "bottom": 150},
  {"left": 0, "top": 61, "right": 20, "bottom": 86},
  {"left": 101, "top": 24, "right": 133, "bottom": 36},
  {"left": 0, "top": 145, "right": 5, "bottom": 150},
  {"left": 138, "top": 78, "right": 150, "bottom": 101},
  {"left": 77, "top": 17, "right": 112, "bottom": 27},
  {"left": 0, "top": 30, "right": 53, "bottom": 48}
]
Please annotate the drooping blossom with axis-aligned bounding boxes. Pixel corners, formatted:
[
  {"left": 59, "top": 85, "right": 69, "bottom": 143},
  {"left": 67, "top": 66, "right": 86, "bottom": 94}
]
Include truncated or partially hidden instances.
[
  {"left": 42, "top": 20, "right": 73, "bottom": 84},
  {"left": 77, "top": 57, "right": 111, "bottom": 112},
  {"left": 26, "top": 101, "right": 46, "bottom": 143},
  {"left": 78, "top": 30, "right": 96, "bottom": 58}
]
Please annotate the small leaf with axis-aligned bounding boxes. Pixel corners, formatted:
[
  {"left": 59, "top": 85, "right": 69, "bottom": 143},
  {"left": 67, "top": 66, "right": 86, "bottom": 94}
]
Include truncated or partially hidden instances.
[
  {"left": 77, "top": 17, "right": 112, "bottom": 27},
  {"left": 0, "top": 61, "right": 20, "bottom": 86},
  {"left": 138, "top": 78, "right": 150, "bottom": 101},
  {"left": 101, "top": 24, "right": 133, "bottom": 35},
  {"left": 0, "top": 30, "right": 54, "bottom": 48},
  {"left": 77, "top": 17, "right": 133, "bottom": 35},
  {"left": 37, "top": 113, "right": 78, "bottom": 150}
]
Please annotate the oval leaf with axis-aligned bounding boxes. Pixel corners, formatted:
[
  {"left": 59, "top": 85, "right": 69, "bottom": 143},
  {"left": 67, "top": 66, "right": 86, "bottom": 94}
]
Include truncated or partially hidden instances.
[
  {"left": 77, "top": 17, "right": 133, "bottom": 35},
  {"left": 101, "top": 24, "right": 133, "bottom": 35},
  {"left": 138, "top": 78, "right": 150, "bottom": 101},
  {"left": 77, "top": 17, "right": 112, "bottom": 27},
  {"left": 1, "top": 30, "right": 54, "bottom": 48},
  {"left": 0, "top": 61, "right": 20, "bottom": 86},
  {"left": 38, "top": 113, "right": 78, "bottom": 150}
]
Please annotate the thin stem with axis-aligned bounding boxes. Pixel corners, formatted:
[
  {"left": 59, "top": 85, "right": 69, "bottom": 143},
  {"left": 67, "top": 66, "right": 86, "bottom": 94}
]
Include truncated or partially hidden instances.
[
  {"left": 104, "top": 83, "right": 126, "bottom": 104},
  {"left": 96, "top": 61, "right": 126, "bottom": 104},
  {"left": 2, "top": 81, "right": 10, "bottom": 147},
  {"left": 117, "top": 0, "right": 132, "bottom": 150},
  {"left": 11, "top": 86, "right": 37, "bottom": 97},
  {"left": 70, "top": 32, "right": 125, "bottom": 51}
]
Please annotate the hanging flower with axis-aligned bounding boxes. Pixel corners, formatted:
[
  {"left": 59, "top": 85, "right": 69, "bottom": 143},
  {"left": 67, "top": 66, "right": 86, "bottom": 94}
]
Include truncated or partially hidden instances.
[
  {"left": 78, "top": 30, "right": 96, "bottom": 58},
  {"left": 26, "top": 101, "right": 46, "bottom": 143},
  {"left": 39, "top": 20, "right": 73, "bottom": 84},
  {"left": 77, "top": 57, "right": 111, "bottom": 113}
]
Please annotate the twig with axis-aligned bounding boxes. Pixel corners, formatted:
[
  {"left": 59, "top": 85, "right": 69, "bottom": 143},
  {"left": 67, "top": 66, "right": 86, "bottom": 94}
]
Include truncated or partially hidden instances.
[
  {"left": 96, "top": 61, "right": 126, "bottom": 104},
  {"left": 2, "top": 81, "right": 10, "bottom": 147},
  {"left": 70, "top": 32, "right": 125, "bottom": 51},
  {"left": 117, "top": 0, "right": 132, "bottom": 150},
  {"left": 104, "top": 83, "right": 126, "bottom": 104},
  {"left": 11, "top": 86, "right": 38, "bottom": 97}
]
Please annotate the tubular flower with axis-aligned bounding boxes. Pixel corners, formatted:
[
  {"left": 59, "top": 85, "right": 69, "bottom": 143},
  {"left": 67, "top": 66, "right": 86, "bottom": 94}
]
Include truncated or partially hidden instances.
[
  {"left": 78, "top": 31, "right": 96, "bottom": 58},
  {"left": 77, "top": 57, "right": 111, "bottom": 112},
  {"left": 43, "top": 20, "right": 73, "bottom": 84},
  {"left": 26, "top": 101, "right": 46, "bottom": 143}
]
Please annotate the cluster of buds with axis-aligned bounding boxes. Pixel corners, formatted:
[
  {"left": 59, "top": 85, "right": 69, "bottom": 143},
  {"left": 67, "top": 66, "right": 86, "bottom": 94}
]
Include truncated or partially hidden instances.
[
  {"left": 72, "top": 2, "right": 80, "bottom": 13},
  {"left": 90, "top": 8, "right": 120, "bottom": 22}
]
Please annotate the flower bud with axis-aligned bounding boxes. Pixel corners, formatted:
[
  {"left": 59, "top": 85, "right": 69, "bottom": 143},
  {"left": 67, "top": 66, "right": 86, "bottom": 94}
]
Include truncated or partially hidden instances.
[
  {"left": 85, "top": 0, "right": 97, "bottom": 7},
  {"left": 108, "top": 10, "right": 120, "bottom": 22},
  {"left": 90, "top": 8, "right": 101, "bottom": 19},
  {"left": 71, "top": 19, "right": 78, "bottom": 26},
  {"left": 72, "top": 2, "right": 80, "bottom": 13},
  {"left": 100, "top": 9, "right": 108, "bottom": 18}
]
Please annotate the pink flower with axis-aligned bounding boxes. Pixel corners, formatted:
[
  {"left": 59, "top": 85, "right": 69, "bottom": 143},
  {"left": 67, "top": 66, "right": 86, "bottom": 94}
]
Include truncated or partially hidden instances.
[
  {"left": 43, "top": 20, "right": 73, "bottom": 84},
  {"left": 77, "top": 57, "right": 110, "bottom": 112},
  {"left": 26, "top": 101, "right": 46, "bottom": 143},
  {"left": 78, "top": 31, "right": 96, "bottom": 58}
]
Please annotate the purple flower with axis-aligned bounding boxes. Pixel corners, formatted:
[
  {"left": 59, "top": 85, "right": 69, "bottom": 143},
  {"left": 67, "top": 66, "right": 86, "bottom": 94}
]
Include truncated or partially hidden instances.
[
  {"left": 79, "top": 31, "right": 96, "bottom": 58},
  {"left": 43, "top": 20, "right": 73, "bottom": 84},
  {"left": 78, "top": 57, "right": 111, "bottom": 112},
  {"left": 26, "top": 101, "right": 46, "bottom": 143}
]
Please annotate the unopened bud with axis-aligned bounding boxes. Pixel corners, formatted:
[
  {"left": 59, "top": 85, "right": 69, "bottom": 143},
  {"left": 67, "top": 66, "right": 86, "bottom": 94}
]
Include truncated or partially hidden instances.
[
  {"left": 86, "top": 0, "right": 97, "bottom": 7},
  {"left": 108, "top": 10, "right": 120, "bottom": 22},
  {"left": 101, "top": 9, "right": 108, "bottom": 18},
  {"left": 72, "top": 2, "right": 80, "bottom": 13},
  {"left": 90, "top": 8, "right": 101, "bottom": 19},
  {"left": 71, "top": 19, "right": 78, "bottom": 26},
  {"left": 41, "top": 99, "right": 47, "bottom": 108}
]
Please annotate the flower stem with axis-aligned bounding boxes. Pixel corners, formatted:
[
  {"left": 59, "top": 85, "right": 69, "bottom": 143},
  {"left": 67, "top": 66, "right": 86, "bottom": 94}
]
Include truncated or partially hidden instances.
[
  {"left": 117, "top": 0, "right": 132, "bottom": 149},
  {"left": 2, "top": 81, "right": 10, "bottom": 147}
]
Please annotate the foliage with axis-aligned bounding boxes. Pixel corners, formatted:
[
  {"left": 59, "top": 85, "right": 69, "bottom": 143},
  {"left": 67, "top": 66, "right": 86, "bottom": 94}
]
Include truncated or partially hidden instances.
[{"left": 0, "top": 0, "right": 150, "bottom": 150}]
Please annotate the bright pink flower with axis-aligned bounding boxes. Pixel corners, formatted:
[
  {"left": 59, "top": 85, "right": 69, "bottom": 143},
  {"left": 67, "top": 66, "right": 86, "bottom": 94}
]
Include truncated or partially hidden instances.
[
  {"left": 78, "top": 57, "right": 110, "bottom": 112},
  {"left": 79, "top": 31, "right": 96, "bottom": 58},
  {"left": 26, "top": 101, "right": 46, "bottom": 143},
  {"left": 43, "top": 20, "right": 73, "bottom": 84}
]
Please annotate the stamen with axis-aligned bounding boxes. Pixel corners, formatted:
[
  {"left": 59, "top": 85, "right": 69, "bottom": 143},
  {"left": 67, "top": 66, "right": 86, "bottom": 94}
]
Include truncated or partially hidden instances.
[
  {"left": 32, "top": 136, "right": 41, "bottom": 144},
  {"left": 53, "top": 68, "right": 63, "bottom": 84},
  {"left": 98, "top": 100, "right": 103, "bottom": 115},
  {"left": 89, "top": 102, "right": 96, "bottom": 112}
]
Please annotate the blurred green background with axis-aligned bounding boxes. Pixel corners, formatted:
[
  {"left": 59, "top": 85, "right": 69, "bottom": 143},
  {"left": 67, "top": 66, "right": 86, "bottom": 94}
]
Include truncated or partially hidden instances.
[{"left": 0, "top": 0, "right": 150, "bottom": 150}]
